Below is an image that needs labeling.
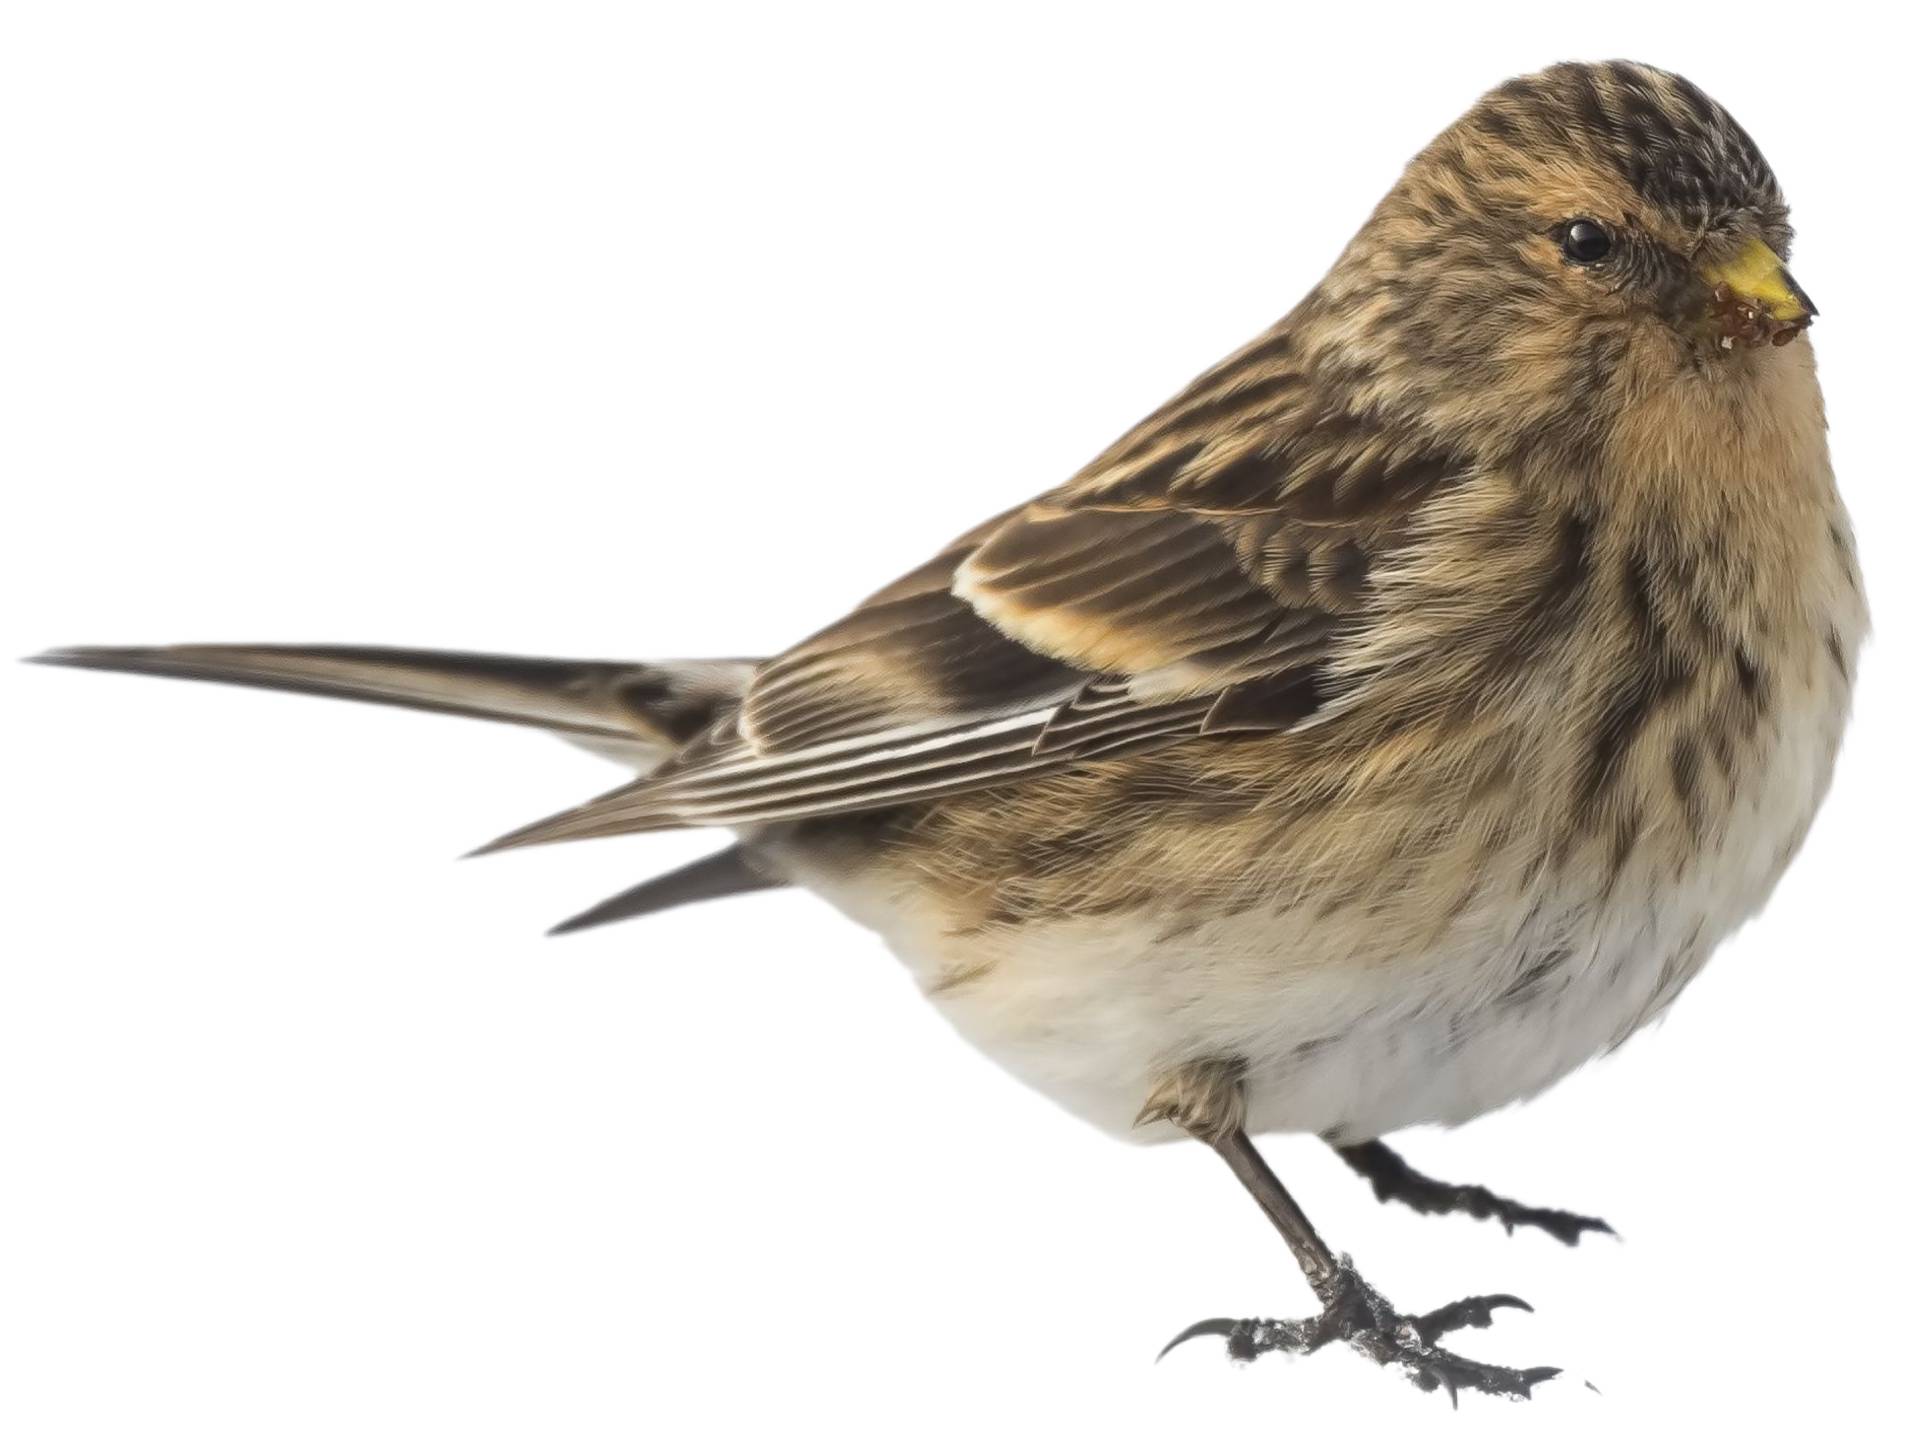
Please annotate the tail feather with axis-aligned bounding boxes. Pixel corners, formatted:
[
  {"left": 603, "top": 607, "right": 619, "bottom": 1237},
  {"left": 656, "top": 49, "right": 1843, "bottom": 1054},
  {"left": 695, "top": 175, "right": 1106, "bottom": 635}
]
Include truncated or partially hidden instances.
[
  {"left": 30, "top": 641, "right": 787, "bottom": 931},
  {"left": 546, "top": 845, "right": 787, "bottom": 936},
  {"left": 29, "top": 643, "right": 758, "bottom": 770}
]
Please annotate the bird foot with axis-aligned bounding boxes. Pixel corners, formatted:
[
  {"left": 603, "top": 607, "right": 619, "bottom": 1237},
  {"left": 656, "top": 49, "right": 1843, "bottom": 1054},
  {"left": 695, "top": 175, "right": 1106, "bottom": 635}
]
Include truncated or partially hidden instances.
[
  {"left": 1339, "top": 1139, "right": 1615, "bottom": 1246},
  {"left": 1161, "top": 1257, "right": 1559, "bottom": 1404}
]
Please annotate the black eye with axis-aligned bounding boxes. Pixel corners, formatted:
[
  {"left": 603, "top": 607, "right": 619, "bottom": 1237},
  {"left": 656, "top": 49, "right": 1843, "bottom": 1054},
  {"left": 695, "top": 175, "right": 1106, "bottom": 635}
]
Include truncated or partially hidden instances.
[{"left": 1560, "top": 218, "right": 1612, "bottom": 264}]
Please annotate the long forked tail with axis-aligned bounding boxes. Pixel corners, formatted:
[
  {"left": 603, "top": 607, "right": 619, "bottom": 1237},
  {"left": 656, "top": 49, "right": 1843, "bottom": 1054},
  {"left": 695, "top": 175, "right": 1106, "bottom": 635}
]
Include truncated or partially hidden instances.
[{"left": 29, "top": 642, "right": 786, "bottom": 931}]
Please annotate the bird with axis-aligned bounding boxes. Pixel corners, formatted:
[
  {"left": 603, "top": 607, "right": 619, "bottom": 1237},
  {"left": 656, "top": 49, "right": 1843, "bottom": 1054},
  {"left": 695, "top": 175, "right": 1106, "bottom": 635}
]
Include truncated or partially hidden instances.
[{"left": 32, "top": 59, "right": 1866, "bottom": 1401}]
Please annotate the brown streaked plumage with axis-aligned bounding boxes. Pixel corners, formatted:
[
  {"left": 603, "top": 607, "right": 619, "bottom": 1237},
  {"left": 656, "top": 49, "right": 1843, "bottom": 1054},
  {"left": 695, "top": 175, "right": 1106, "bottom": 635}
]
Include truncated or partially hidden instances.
[{"left": 33, "top": 61, "right": 1865, "bottom": 1400}]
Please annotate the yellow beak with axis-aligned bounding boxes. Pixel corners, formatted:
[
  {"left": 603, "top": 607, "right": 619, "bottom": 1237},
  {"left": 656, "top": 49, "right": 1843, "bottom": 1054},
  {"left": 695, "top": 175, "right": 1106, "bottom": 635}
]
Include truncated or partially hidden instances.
[{"left": 1701, "top": 238, "right": 1816, "bottom": 326}]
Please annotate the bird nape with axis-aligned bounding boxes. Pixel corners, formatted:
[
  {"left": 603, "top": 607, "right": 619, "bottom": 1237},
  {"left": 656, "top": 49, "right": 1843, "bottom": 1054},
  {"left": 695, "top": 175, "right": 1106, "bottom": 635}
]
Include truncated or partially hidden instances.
[{"left": 32, "top": 59, "right": 1864, "bottom": 1403}]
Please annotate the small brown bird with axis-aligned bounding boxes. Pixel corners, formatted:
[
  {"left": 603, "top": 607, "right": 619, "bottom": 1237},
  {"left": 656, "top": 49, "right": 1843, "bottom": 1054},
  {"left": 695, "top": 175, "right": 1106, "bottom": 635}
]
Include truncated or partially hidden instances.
[{"left": 34, "top": 60, "right": 1865, "bottom": 1399}]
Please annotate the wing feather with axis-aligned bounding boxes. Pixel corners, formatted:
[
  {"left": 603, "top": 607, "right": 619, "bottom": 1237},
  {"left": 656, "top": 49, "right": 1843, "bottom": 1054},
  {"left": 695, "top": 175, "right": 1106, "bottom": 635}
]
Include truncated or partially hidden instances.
[{"left": 477, "top": 324, "right": 1469, "bottom": 849}]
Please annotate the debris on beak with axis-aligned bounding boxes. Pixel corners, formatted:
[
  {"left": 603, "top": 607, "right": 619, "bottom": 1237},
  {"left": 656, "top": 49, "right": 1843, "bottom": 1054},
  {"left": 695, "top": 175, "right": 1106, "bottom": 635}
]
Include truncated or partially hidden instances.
[
  {"left": 1708, "top": 283, "right": 1811, "bottom": 349},
  {"left": 1700, "top": 237, "right": 1816, "bottom": 350}
]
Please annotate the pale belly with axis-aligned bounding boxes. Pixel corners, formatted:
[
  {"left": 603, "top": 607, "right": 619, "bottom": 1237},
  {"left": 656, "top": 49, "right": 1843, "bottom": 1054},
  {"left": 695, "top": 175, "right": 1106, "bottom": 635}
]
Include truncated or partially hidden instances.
[
  {"left": 775, "top": 651, "right": 1850, "bottom": 1144},
  {"left": 812, "top": 880, "right": 1696, "bottom": 1144}
]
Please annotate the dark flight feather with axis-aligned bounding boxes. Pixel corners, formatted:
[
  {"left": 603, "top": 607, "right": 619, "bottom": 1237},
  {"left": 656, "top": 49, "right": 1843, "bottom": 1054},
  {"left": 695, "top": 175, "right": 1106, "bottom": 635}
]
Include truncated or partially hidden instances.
[{"left": 546, "top": 845, "right": 787, "bottom": 935}]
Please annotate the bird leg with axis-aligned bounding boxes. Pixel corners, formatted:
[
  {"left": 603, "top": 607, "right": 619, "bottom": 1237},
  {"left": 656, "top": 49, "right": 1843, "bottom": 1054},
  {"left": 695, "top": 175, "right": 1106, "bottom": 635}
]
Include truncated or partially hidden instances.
[
  {"left": 1333, "top": 1138, "right": 1614, "bottom": 1247},
  {"left": 1146, "top": 1060, "right": 1559, "bottom": 1403}
]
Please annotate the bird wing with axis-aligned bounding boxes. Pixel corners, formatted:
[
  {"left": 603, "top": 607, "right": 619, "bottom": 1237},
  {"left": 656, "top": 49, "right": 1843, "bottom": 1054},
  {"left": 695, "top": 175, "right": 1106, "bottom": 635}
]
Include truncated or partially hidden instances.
[{"left": 480, "top": 327, "right": 1467, "bottom": 847}]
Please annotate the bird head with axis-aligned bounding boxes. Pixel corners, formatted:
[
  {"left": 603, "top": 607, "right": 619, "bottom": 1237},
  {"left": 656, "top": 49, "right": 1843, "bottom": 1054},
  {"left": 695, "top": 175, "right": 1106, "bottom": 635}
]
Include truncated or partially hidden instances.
[{"left": 1304, "top": 61, "right": 1816, "bottom": 470}]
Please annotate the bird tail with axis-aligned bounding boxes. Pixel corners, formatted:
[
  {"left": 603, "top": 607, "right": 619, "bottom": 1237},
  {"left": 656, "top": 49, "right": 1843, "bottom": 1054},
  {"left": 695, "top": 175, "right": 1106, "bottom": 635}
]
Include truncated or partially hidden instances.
[
  {"left": 29, "top": 643, "right": 788, "bottom": 932},
  {"left": 29, "top": 642, "right": 760, "bottom": 771}
]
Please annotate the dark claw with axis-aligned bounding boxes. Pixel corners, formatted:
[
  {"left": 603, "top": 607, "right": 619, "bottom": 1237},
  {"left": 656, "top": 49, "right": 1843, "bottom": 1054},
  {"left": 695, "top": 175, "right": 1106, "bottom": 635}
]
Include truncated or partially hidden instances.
[
  {"left": 1520, "top": 1366, "right": 1564, "bottom": 1396},
  {"left": 1157, "top": 1317, "right": 1239, "bottom": 1361},
  {"left": 1410, "top": 1292, "right": 1533, "bottom": 1342},
  {"left": 1160, "top": 1315, "right": 1311, "bottom": 1364},
  {"left": 1503, "top": 1207, "right": 1616, "bottom": 1247}
]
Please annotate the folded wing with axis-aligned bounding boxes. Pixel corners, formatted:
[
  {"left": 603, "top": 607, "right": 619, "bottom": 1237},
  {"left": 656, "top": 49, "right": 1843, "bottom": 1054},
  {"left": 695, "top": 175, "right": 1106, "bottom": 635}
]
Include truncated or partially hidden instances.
[{"left": 479, "top": 328, "right": 1467, "bottom": 848}]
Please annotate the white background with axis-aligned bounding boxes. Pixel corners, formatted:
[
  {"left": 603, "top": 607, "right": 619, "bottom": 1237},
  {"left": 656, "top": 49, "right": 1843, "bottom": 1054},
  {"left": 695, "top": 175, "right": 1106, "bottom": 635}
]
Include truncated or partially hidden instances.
[{"left": 3, "top": 3, "right": 1907, "bottom": 1430}]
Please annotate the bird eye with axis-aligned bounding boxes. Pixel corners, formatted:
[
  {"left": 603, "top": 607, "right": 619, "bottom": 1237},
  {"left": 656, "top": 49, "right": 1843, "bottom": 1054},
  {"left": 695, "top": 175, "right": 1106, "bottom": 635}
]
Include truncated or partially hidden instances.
[{"left": 1559, "top": 219, "right": 1612, "bottom": 264}]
